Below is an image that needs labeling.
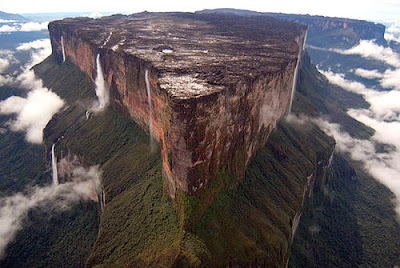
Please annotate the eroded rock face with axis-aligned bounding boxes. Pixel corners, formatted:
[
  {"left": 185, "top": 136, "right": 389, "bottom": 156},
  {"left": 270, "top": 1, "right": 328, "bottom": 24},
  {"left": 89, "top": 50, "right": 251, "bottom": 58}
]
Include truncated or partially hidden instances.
[{"left": 48, "top": 12, "right": 306, "bottom": 196}]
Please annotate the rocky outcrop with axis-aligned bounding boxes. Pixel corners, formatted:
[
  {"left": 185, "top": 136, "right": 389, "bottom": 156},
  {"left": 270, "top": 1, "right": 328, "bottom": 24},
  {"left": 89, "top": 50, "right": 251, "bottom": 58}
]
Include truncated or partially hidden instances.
[{"left": 48, "top": 12, "right": 306, "bottom": 196}]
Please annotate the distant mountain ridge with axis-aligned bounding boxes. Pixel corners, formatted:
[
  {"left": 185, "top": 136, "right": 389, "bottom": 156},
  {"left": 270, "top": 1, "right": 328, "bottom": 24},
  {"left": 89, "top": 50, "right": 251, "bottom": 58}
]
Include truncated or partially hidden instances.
[{"left": 0, "top": 11, "right": 28, "bottom": 21}]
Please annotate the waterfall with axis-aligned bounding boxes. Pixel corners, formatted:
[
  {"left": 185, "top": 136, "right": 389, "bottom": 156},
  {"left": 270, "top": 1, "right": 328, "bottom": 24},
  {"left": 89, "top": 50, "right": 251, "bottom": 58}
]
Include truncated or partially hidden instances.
[
  {"left": 145, "top": 69, "right": 155, "bottom": 151},
  {"left": 99, "top": 190, "right": 105, "bottom": 212},
  {"left": 288, "top": 31, "right": 308, "bottom": 115},
  {"left": 51, "top": 143, "right": 59, "bottom": 186},
  {"left": 93, "top": 54, "right": 109, "bottom": 112},
  {"left": 102, "top": 31, "right": 113, "bottom": 47},
  {"left": 102, "top": 190, "right": 105, "bottom": 211},
  {"left": 61, "top": 36, "right": 66, "bottom": 63}
]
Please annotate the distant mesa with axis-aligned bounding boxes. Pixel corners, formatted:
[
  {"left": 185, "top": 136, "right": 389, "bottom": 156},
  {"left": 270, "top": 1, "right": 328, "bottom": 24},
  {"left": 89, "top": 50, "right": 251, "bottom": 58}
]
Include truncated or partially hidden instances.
[
  {"left": 0, "top": 11, "right": 28, "bottom": 22},
  {"left": 199, "top": 8, "right": 386, "bottom": 48}
]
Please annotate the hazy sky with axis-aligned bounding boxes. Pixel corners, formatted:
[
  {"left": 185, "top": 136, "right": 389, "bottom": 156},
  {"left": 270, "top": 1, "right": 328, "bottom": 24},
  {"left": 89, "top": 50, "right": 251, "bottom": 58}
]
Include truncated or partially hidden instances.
[{"left": 1, "top": 0, "right": 400, "bottom": 22}]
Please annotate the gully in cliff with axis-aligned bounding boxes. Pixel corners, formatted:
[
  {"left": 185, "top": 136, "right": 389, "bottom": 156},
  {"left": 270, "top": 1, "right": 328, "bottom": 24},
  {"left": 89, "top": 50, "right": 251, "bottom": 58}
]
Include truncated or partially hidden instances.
[{"left": 288, "top": 30, "right": 307, "bottom": 115}]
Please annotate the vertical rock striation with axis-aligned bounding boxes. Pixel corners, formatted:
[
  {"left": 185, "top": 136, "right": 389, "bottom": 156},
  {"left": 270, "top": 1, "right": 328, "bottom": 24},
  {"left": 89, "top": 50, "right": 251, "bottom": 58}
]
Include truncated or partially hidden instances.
[{"left": 48, "top": 12, "right": 307, "bottom": 196}]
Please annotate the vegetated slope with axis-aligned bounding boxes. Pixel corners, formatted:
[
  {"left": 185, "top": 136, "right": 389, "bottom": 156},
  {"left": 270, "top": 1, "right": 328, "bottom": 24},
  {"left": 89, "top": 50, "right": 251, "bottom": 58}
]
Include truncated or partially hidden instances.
[
  {"left": 293, "top": 52, "right": 374, "bottom": 139},
  {"left": 32, "top": 53, "right": 335, "bottom": 266},
  {"left": 289, "top": 53, "right": 400, "bottom": 267},
  {"left": 190, "top": 121, "right": 334, "bottom": 267},
  {"left": 0, "top": 57, "right": 100, "bottom": 268},
  {"left": 0, "top": 202, "right": 99, "bottom": 268},
  {"left": 37, "top": 55, "right": 181, "bottom": 267},
  {"left": 289, "top": 154, "right": 400, "bottom": 267},
  {"left": 0, "top": 86, "right": 48, "bottom": 195}
]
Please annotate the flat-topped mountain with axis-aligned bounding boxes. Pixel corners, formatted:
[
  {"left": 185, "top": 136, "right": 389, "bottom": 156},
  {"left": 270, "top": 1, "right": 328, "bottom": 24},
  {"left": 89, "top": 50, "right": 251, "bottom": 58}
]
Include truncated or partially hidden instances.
[
  {"left": 49, "top": 12, "right": 307, "bottom": 196},
  {"left": 50, "top": 13, "right": 305, "bottom": 96},
  {"left": 200, "top": 9, "right": 386, "bottom": 48}
]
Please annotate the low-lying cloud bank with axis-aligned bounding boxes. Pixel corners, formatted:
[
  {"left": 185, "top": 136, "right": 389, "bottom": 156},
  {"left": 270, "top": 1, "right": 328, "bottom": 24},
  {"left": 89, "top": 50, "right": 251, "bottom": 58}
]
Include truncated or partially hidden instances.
[
  {"left": 309, "top": 40, "right": 400, "bottom": 68},
  {"left": 0, "top": 38, "right": 63, "bottom": 144},
  {"left": 385, "top": 23, "right": 400, "bottom": 43},
  {"left": 0, "top": 87, "right": 64, "bottom": 143},
  {"left": 354, "top": 68, "right": 383, "bottom": 79},
  {"left": 16, "top": 39, "right": 50, "bottom": 51},
  {"left": 316, "top": 118, "right": 400, "bottom": 216},
  {"left": 0, "top": 50, "right": 18, "bottom": 74},
  {"left": 0, "top": 164, "right": 102, "bottom": 258},
  {"left": 316, "top": 37, "right": 400, "bottom": 216},
  {"left": 0, "top": 22, "right": 48, "bottom": 33},
  {"left": 19, "top": 38, "right": 51, "bottom": 68}
]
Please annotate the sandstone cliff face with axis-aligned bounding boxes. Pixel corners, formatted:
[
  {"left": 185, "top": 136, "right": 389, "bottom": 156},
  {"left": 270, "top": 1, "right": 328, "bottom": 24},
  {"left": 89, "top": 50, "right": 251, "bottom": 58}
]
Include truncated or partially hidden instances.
[{"left": 49, "top": 13, "right": 306, "bottom": 196}]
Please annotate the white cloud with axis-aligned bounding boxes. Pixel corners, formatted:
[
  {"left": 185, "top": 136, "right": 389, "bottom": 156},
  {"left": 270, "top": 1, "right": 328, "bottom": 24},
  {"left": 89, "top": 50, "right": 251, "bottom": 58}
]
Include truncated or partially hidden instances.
[
  {"left": 16, "top": 39, "right": 50, "bottom": 51},
  {"left": 320, "top": 64, "right": 400, "bottom": 217},
  {"left": 367, "top": 91, "right": 400, "bottom": 120},
  {"left": 0, "top": 75, "right": 13, "bottom": 86},
  {"left": 339, "top": 40, "right": 400, "bottom": 67},
  {"left": 15, "top": 69, "right": 42, "bottom": 89},
  {"left": 0, "top": 22, "right": 48, "bottom": 33},
  {"left": 380, "top": 68, "right": 400, "bottom": 90},
  {"left": 0, "top": 38, "right": 58, "bottom": 144},
  {"left": 385, "top": 32, "right": 400, "bottom": 43},
  {"left": 28, "top": 45, "right": 52, "bottom": 67},
  {"left": 0, "top": 58, "right": 9, "bottom": 73},
  {"left": 15, "top": 39, "right": 51, "bottom": 68},
  {"left": 0, "top": 50, "right": 19, "bottom": 74},
  {"left": 387, "top": 22, "right": 400, "bottom": 34},
  {"left": 327, "top": 40, "right": 400, "bottom": 91},
  {"left": 311, "top": 40, "right": 400, "bottom": 67},
  {"left": 0, "top": 50, "right": 16, "bottom": 85},
  {"left": 348, "top": 109, "right": 400, "bottom": 148},
  {"left": 316, "top": 118, "right": 400, "bottom": 216},
  {"left": 83, "top": 12, "right": 104, "bottom": 18},
  {"left": 319, "top": 69, "right": 375, "bottom": 95},
  {"left": 0, "top": 19, "right": 16, "bottom": 23},
  {"left": 0, "top": 86, "right": 65, "bottom": 144},
  {"left": 354, "top": 68, "right": 383, "bottom": 79},
  {"left": 321, "top": 69, "right": 400, "bottom": 120},
  {"left": 0, "top": 25, "right": 18, "bottom": 32},
  {"left": 385, "top": 22, "right": 400, "bottom": 43},
  {"left": 0, "top": 50, "right": 13, "bottom": 57},
  {"left": 19, "top": 22, "right": 48, "bottom": 32},
  {"left": 316, "top": 119, "right": 376, "bottom": 161},
  {"left": 0, "top": 164, "right": 102, "bottom": 258}
]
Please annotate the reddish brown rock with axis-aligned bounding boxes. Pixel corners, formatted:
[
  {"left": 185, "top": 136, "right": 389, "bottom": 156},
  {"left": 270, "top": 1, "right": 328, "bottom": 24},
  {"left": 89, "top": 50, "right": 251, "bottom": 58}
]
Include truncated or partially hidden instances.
[{"left": 48, "top": 12, "right": 307, "bottom": 196}]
